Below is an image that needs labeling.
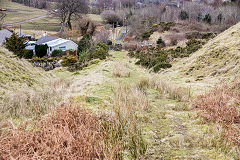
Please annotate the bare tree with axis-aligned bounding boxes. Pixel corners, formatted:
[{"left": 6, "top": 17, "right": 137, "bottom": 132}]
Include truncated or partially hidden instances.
[
  {"left": 55, "top": 0, "right": 89, "bottom": 30},
  {"left": 0, "top": 11, "right": 5, "bottom": 30},
  {"left": 77, "top": 18, "right": 96, "bottom": 36}
]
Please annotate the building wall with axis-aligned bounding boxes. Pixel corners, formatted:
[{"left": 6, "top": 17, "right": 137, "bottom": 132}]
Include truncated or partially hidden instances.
[{"left": 48, "top": 41, "right": 78, "bottom": 56}]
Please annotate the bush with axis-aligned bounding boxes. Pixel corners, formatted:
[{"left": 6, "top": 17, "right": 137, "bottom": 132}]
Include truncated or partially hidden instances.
[
  {"left": 159, "top": 22, "right": 175, "bottom": 31},
  {"left": 4, "top": 32, "right": 26, "bottom": 57},
  {"left": 22, "top": 49, "right": 34, "bottom": 59},
  {"left": 101, "top": 10, "right": 123, "bottom": 26},
  {"left": 201, "top": 32, "right": 215, "bottom": 39},
  {"left": 142, "top": 31, "right": 152, "bottom": 39},
  {"left": 35, "top": 44, "right": 48, "bottom": 58},
  {"left": 153, "top": 62, "right": 172, "bottom": 72},
  {"left": 61, "top": 56, "right": 77, "bottom": 67},
  {"left": 203, "top": 14, "right": 212, "bottom": 24},
  {"left": 156, "top": 37, "right": 165, "bottom": 47},
  {"left": 51, "top": 50, "right": 62, "bottom": 57},
  {"left": 78, "top": 34, "right": 92, "bottom": 54},
  {"left": 179, "top": 10, "right": 189, "bottom": 20},
  {"left": 87, "top": 43, "right": 109, "bottom": 60},
  {"left": 185, "top": 39, "right": 204, "bottom": 55}
]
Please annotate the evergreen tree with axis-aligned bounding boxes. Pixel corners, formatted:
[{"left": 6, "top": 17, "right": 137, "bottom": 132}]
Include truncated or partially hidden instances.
[{"left": 4, "top": 32, "right": 26, "bottom": 57}]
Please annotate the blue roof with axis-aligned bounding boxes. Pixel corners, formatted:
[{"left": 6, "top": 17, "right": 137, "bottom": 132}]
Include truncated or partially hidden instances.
[
  {"left": 0, "top": 29, "right": 12, "bottom": 45},
  {"left": 36, "top": 35, "right": 57, "bottom": 45}
]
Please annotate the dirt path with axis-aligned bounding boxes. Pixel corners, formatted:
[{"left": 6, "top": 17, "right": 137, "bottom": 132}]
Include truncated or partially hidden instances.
[
  {"left": 61, "top": 51, "right": 235, "bottom": 159},
  {"left": 2, "top": 14, "right": 50, "bottom": 27}
]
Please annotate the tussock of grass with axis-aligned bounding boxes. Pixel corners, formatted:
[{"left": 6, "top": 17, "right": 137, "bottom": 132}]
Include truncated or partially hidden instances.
[
  {"left": 149, "top": 76, "right": 191, "bottom": 102},
  {"left": 112, "top": 61, "right": 131, "bottom": 78},
  {"left": 109, "top": 83, "right": 149, "bottom": 158},
  {"left": 0, "top": 78, "right": 71, "bottom": 122}
]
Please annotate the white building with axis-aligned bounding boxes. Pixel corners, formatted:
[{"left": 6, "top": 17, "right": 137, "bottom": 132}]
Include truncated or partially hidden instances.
[
  {"left": 43, "top": 38, "right": 78, "bottom": 56},
  {"left": 34, "top": 35, "right": 78, "bottom": 56}
]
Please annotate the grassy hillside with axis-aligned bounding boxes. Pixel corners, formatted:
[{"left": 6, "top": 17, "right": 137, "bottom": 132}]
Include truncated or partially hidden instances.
[
  {"left": 155, "top": 22, "right": 240, "bottom": 96},
  {"left": 177, "top": 22, "right": 240, "bottom": 80},
  {"left": 0, "top": 47, "right": 71, "bottom": 124},
  {"left": 0, "top": 47, "right": 49, "bottom": 93}
]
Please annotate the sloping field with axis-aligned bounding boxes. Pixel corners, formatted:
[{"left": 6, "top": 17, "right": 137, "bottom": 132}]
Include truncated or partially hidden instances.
[
  {"left": 175, "top": 22, "right": 240, "bottom": 80},
  {"left": 0, "top": 47, "right": 49, "bottom": 93},
  {"left": 157, "top": 22, "right": 240, "bottom": 95}
]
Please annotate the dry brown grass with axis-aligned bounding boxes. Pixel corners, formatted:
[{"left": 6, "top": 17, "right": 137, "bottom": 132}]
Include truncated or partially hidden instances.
[
  {"left": 0, "top": 81, "right": 148, "bottom": 159},
  {"left": 194, "top": 81, "right": 240, "bottom": 145},
  {"left": 149, "top": 77, "right": 191, "bottom": 102},
  {"left": 0, "top": 104, "right": 105, "bottom": 159},
  {"left": 112, "top": 61, "right": 131, "bottom": 78}
]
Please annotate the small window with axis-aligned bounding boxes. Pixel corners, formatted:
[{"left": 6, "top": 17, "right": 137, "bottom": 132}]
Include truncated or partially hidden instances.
[
  {"left": 50, "top": 47, "right": 52, "bottom": 51},
  {"left": 59, "top": 46, "right": 66, "bottom": 51}
]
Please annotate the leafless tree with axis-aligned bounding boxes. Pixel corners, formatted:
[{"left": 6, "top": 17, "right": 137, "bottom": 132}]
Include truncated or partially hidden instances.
[
  {"left": 77, "top": 18, "right": 96, "bottom": 36},
  {"left": 55, "top": 0, "right": 89, "bottom": 30}
]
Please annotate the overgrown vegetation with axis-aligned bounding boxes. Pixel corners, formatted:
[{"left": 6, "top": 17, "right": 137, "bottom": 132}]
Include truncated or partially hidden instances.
[
  {"left": 101, "top": 10, "right": 123, "bottom": 26},
  {"left": 64, "top": 34, "right": 110, "bottom": 71},
  {"left": 195, "top": 81, "right": 240, "bottom": 146},
  {"left": 128, "top": 39, "right": 205, "bottom": 72}
]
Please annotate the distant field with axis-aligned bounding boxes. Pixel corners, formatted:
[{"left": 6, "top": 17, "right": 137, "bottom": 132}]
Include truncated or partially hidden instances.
[
  {"left": 87, "top": 14, "right": 102, "bottom": 22},
  {"left": 0, "top": 0, "right": 102, "bottom": 34},
  {"left": 10, "top": 16, "right": 61, "bottom": 32},
  {"left": 1, "top": 0, "right": 47, "bottom": 24}
]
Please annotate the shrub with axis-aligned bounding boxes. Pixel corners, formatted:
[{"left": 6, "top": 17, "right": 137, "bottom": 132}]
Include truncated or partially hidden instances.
[
  {"left": 159, "top": 22, "right": 175, "bottom": 31},
  {"left": 78, "top": 34, "right": 92, "bottom": 54},
  {"left": 101, "top": 10, "right": 123, "bottom": 26},
  {"left": 203, "top": 14, "right": 212, "bottom": 24},
  {"left": 22, "top": 49, "right": 34, "bottom": 59},
  {"left": 4, "top": 32, "right": 26, "bottom": 57},
  {"left": 35, "top": 44, "right": 48, "bottom": 58},
  {"left": 179, "top": 10, "right": 189, "bottom": 20},
  {"left": 61, "top": 55, "right": 77, "bottom": 67},
  {"left": 142, "top": 31, "right": 152, "bottom": 39},
  {"left": 51, "top": 50, "right": 62, "bottom": 57},
  {"left": 87, "top": 43, "right": 109, "bottom": 60},
  {"left": 185, "top": 39, "right": 204, "bottom": 55},
  {"left": 201, "top": 32, "right": 215, "bottom": 39},
  {"left": 156, "top": 37, "right": 165, "bottom": 47},
  {"left": 153, "top": 62, "right": 172, "bottom": 72}
]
